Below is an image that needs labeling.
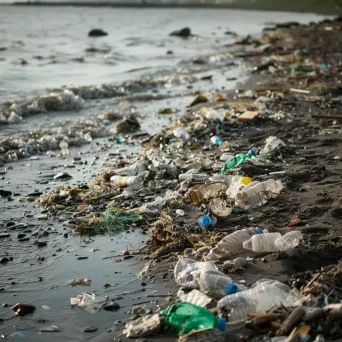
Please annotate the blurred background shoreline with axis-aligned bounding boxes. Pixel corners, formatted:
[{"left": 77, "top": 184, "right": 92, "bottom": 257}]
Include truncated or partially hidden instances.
[{"left": 4, "top": 0, "right": 341, "bottom": 15}]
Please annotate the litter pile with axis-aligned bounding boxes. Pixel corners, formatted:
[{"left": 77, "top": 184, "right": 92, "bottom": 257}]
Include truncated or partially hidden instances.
[{"left": 33, "top": 16, "right": 342, "bottom": 342}]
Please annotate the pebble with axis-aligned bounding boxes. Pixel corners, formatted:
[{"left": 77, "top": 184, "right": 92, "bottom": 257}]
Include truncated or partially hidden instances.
[
  {"left": 0, "top": 233, "right": 10, "bottom": 238},
  {"left": 103, "top": 302, "right": 120, "bottom": 311},
  {"left": 77, "top": 256, "right": 88, "bottom": 260},
  {"left": 83, "top": 326, "right": 98, "bottom": 333},
  {"left": 37, "top": 214, "right": 48, "bottom": 220},
  {"left": 37, "top": 241, "right": 47, "bottom": 248},
  {"left": 63, "top": 233, "right": 68, "bottom": 238},
  {"left": 0, "top": 257, "right": 9, "bottom": 264},
  {"left": 17, "top": 233, "right": 26, "bottom": 239}
]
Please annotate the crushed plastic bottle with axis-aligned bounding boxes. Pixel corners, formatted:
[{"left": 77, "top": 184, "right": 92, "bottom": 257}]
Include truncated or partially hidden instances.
[
  {"left": 210, "top": 136, "right": 222, "bottom": 146},
  {"left": 221, "top": 149, "right": 257, "bottom": 174},
  {"left": 275, "top": 231, "right": 303, "bottom": 251},
  {"left": 206, "top": 227, "right": 265, "bottom": 260},
  {"left": 59, "top": 140, "right": 69, "bottom": 155},
  {"left": 193, "top": 262, "right": 247, "bottom": 298},
  {"left": 243, "top": 231, "right": 302, "bottom": 252},
  {"left": 235, "top": 179, "right": 284, "bottom": 209},
  {"left": 243, "top": 232, "right": 282, "bottom": 252},
  {"left": 110, "top": 175, "right": 144, "bottom": 190},
  {"left": 198, "top": 216, "right": 216, "bottom": 227},
  {"left": 217, "top": 280, "right": 291, "bottom": 324},
  {"left": 159, "top": 302, "right": 226, "bottom": 335}
]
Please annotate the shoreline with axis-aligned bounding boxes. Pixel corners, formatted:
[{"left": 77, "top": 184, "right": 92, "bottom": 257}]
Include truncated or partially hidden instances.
[
  {"left": 2, "top": 12, "right": 342, "bottom": 342},
  {"left": 3, "top": 2, "right": 340, "bottom": 15}
]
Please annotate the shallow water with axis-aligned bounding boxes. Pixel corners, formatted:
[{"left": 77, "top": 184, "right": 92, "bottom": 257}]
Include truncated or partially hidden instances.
[
  {"left": 0, "top": 6, "right": 329, "bottom": 101},
  {"left": 0, "top": 6, "right": 332, "bottom": 342}
]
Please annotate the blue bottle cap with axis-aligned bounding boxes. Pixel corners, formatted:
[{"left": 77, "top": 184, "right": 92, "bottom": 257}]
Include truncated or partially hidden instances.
[
  {"left": 249, "top": 149, "right": 258, "bottom": 157},
  {"left": 256, "top": 228, "right": 263, "bottom": 234},
  {"left": 226, "top": 283, "right": 238, "bottom": 295},
  {"left": 217, "top": 317, "right": 226, "bottom": 332}
]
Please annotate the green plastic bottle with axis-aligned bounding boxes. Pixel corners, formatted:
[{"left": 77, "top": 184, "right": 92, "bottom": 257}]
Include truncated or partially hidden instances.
[
  {"left": 159, "top": 302, "right": 226, "bottom": 335},
  {"left": 221, "top": 149, "right": 257, "bottom": 174}
]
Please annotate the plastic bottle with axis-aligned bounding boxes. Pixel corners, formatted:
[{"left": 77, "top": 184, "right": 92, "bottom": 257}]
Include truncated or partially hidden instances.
[
  {"left": 217, "top": 280, "right": 291, "bottom": 324},
  {"left": 59, "top": 140, "right": 69, "bottom": 155},
  {"left": 198, "top": 216, "right": 216, "bottom": 227},
  {"left": 274, "top": 231, "right": 303, "bottom": 251},
  {"left": 194, "top": 262, "right": 247, "bottom": 298},
  {"left": 210, "top": 136, "right": 222, "bottom": 146},
  {"left": 114, "top": 161, "right": 147, "bottom": 177},
  {"left": 235, "top": 179, "right": 284, "bottom": 209},
  {"left": 110, "top": 175, "right": 143, "bottom": 190},
  {"left": 179, "top": 173, "right": 209, "bottom": 181},
  {"left": 221, "top": 149, "right": 257, "bottom": 174},
  {"left": 243, "top": 232, "right": 282, "bottom": 252},
  {"left": 159, "top": 302, "right": 226, "bottom": 335},
  {"left": 206, "top": 228, "right": 265, "bottom": 260}
]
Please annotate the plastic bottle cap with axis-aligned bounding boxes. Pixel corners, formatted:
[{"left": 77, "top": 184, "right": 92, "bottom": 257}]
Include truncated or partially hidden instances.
[
  {"left": 249, "top": 149, "right": 258, "bottom": 157},
  {"left": 256, "top": 228, "right": 263, "bottom": 234},
  {"left": 217, "top": 317, "right": 226, "bottom": 332},
  {"left": 226, "top": 283, "right": 238, "bottom": 295}
]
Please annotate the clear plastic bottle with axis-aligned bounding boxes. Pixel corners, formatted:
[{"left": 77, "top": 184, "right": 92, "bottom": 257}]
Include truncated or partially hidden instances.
[
  {"left": 159, "top": 302, "right": 226, "bottom": 335},
  {"left": 110, "top": 175, "right": 143, "bottom": 190},
  {"left": 179, "top": 173, "right": 209, "bottom": 181},
  {"left": 235, "top": 179, "right": 284, "bottom": 208},
  {"left": 217, "top": 280, "right": 291, "bottom": 324},
  {"left": 206, "top": 228, "right": 265, "bottom": 260},
  {"left": 59, "top": 140, "right": 69, "bottom": 155},
  {"left": 194, "top": 262, "right": 246, "bottom": 298},
  {"left": 114, "top": 161, "right": 147, "bottom": 177},
  {"left": 274, "top": 231, "right": 303, "bottom": 251},
  {"left": 243, "top": 232, "right": 282, "bottom": 252},
  {"left": 221, "top": 149, "right": 257, "bottom": 174}
]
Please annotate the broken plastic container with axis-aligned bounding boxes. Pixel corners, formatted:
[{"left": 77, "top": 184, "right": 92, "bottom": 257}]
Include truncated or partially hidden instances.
[
  {"left": 159, "top": 302, "right": 226, "bottom": 335},
  {"left": 188, "top": 182, "right": 229, "bottom": 205},
  {"left": 235, "top": 179, "right": 284, "bottom": 209},
  {"left": 217, "top": 280, "right": 291, "bottom": 324},
  {"left": 226, "top": 176, "right": 252, "bottom": 199},
  {"left": 206, "top": 227, "right": 265, "bottom": 260},
  {"left": 114, "top": 161, "right": 147, "bottom": 177}
]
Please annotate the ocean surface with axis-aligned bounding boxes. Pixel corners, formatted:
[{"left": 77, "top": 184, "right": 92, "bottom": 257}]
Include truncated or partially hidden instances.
[{"left": 0, "top": 6, "right": 330, "bottom": 102}]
